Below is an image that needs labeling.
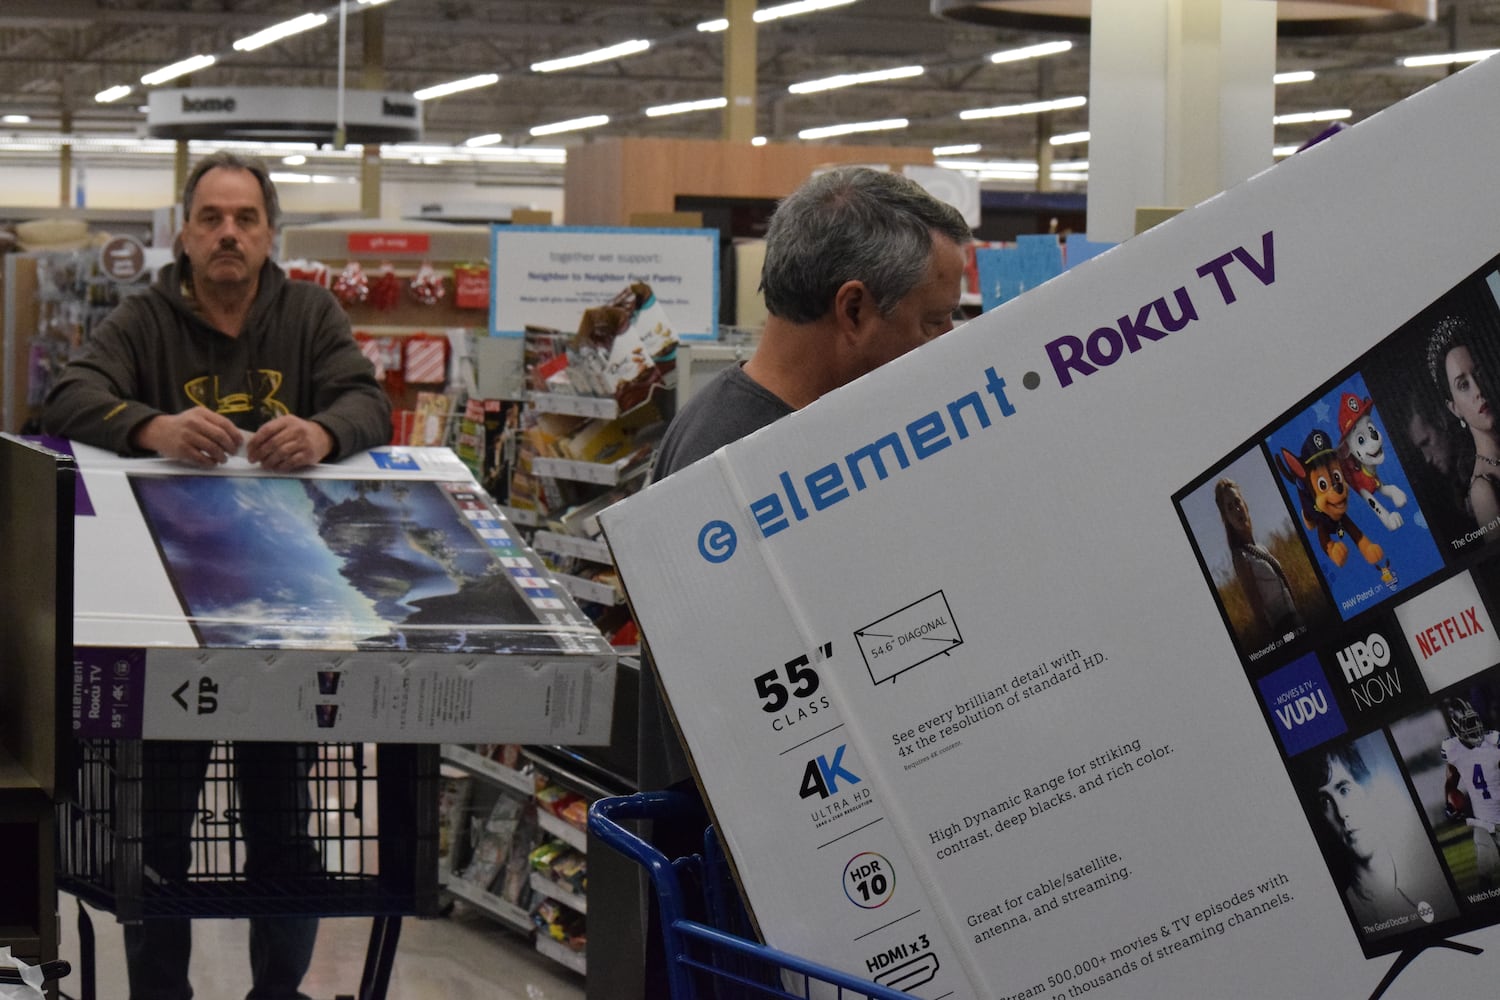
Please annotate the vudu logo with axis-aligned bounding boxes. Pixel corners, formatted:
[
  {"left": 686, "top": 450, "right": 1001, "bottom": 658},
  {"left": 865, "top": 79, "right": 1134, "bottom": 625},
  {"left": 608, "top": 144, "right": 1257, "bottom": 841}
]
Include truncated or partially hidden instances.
[
  {"left": 1257, "top": 652, "right": 1347, "bottom": 756},
  {"left": 697, "top": 520, "right": 737, "bottom": 563},
  {"left": 1335, "top": 633, "right": 1390, "bottom": 683}
]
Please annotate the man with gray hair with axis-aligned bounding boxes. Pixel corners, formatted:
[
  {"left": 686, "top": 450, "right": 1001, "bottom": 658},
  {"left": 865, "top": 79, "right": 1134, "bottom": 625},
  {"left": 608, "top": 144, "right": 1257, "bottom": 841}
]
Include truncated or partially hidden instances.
[{"left": 635, "top": 164, "right": 970, "bottom": 994}]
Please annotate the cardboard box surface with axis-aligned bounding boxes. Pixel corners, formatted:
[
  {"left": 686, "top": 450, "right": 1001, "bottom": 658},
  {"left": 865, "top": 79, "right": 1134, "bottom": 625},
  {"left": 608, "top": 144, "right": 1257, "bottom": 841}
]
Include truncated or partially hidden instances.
[
  {"left": 601, "top": 58, "right": 1500, "bottom": 1000},
  {"left": 64, "top": 442, "right": 614, "bottom": 743}
]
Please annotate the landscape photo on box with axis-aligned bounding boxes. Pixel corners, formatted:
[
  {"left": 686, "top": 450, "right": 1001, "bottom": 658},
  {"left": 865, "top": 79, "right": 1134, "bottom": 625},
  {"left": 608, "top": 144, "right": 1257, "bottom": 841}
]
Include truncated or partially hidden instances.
[
  {"left": 129, "top": 473, "right": 562, "bottom": 654},
  {"left": 599, "top": 53, "right": 1500, "bottom": 1000}
]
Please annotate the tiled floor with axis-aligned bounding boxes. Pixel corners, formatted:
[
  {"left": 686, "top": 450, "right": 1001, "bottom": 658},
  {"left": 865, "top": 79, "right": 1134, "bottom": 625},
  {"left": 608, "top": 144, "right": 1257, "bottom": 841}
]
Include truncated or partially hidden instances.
[{"left": 57, "top": 893, "right": 586, "bottom": 1000}]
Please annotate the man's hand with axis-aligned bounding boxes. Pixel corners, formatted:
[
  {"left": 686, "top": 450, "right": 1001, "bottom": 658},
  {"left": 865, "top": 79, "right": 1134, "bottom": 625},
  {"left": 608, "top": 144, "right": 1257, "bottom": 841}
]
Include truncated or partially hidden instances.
[
  {"left": 132, "top": 407, "right": 244, "bottom": 467},
  {"left": 248, "top": 415, "right": 334, "bottom": 471}
]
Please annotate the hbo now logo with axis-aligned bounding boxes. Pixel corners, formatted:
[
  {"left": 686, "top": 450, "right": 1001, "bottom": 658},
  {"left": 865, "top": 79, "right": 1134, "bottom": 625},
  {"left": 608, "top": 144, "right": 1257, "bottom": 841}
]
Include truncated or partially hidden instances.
[{"left": 1335, "top": 633, "right": 1390, "bottom": 684}]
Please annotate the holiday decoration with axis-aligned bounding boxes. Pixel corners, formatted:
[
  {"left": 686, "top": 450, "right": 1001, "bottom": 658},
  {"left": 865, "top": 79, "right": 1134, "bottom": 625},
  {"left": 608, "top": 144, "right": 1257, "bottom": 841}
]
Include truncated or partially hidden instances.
[
  {"left": 409, "top": 262, "right": 447, "bottom": 306},
  {"left": 332, "top": 260, "right": 368, "bottom": 306}
]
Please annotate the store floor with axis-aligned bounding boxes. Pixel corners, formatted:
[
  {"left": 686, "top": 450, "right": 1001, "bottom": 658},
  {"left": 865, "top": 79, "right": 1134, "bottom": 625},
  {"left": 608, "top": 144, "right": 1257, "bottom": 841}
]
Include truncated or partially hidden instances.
[{"left": 57, "top": 893, "right": 585, "bottom": 1000}]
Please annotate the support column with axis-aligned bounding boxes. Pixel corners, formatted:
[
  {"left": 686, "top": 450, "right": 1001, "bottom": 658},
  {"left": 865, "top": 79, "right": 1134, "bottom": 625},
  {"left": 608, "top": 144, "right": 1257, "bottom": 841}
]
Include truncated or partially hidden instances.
[
  {"left": 58, "top": 109, "right": 72, "bottom": 209},
  {"left": 360, "top": 6, "right": 386, "bottom": 218},
  {"left": 722, "top": 0, "right": 757, "bottom": 142},
  {"left": 1086, "top": 0, "right": 1275, "bottom": 241}
]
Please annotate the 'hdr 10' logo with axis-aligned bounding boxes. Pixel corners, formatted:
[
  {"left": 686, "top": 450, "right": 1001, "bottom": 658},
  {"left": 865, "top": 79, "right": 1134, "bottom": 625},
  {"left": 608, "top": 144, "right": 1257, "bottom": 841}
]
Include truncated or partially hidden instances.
[
  {"left": 800, "top": 744, "right": 861, "bottom": 800},
  {"left": 1335, "top": 633, "right": 1390, "bottom": 683}
]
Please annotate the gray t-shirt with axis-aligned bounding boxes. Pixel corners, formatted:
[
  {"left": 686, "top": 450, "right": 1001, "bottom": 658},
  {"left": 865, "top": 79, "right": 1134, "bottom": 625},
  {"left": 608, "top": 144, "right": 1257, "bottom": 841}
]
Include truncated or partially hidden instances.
[{"left": 638, "top": 363, "right": 793, "bottom": 790}]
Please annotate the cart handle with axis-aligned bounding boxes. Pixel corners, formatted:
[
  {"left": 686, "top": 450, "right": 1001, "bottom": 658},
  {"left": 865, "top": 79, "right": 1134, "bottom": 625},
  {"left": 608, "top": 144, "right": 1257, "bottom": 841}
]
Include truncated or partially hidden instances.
[{"left": 589, "top": 790, "right": 703, "bottom": 924}]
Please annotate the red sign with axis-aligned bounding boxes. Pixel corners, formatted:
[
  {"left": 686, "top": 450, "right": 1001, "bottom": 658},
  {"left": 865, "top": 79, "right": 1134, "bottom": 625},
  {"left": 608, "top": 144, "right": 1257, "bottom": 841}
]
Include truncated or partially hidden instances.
[{"left": 346, "top": 232, "right": 431, "bottom": 255}]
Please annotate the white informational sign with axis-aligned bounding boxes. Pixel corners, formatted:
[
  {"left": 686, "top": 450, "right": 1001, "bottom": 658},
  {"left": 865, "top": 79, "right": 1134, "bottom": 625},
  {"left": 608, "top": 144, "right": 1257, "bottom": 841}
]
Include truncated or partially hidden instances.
[
  {"left": 489, "top": 225, "right": 719, "bottom": 339},
  {"left": 600, "top": 58, "right": 1500, "bottom": 1000},
  {"left": 64, "top": 442, "right": 614, "bottom": 743}
]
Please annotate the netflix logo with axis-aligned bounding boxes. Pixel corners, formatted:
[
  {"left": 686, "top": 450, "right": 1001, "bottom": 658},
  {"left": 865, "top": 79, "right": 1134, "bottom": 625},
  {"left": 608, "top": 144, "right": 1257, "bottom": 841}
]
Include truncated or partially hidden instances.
[
  {"left": 1413, "top": 607, "right": 1484, "bottom": 660},
  {"left": 1394, "top": 573, "right": 1500, "bottom": 692}
]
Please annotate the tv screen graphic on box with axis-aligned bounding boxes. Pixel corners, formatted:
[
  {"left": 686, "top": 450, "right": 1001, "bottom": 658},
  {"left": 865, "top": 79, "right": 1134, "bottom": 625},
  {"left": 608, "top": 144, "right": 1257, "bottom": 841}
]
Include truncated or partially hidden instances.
[
  {"left": 128, "top": 474, "right": 562, "bottom": 654},
  {"left": 1175, "top": 250, "right": 1500, "bottom": 961}
]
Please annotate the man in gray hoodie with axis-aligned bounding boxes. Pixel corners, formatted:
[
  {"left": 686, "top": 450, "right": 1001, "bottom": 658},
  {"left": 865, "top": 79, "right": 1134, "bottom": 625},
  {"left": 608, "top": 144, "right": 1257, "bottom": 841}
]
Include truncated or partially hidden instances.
[{"left": 44, "top": 151, "right": 391, "bottom": 1000}]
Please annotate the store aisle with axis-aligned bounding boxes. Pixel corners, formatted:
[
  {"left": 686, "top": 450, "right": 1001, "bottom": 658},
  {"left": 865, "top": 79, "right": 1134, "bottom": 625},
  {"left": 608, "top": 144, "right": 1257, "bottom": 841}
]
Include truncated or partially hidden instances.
[{"left": 57, "top": 894, "right": 585, "bottom": 1000}]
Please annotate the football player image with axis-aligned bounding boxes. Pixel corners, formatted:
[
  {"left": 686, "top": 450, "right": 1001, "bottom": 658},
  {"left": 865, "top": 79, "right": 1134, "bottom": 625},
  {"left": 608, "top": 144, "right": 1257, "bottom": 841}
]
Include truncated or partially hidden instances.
[{"left": 1442, "top": 696, "right": 1500, "bottom": 888}]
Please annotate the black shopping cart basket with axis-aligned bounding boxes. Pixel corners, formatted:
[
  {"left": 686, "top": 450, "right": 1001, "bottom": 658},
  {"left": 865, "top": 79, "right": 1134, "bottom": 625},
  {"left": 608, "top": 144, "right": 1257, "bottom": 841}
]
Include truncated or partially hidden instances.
[{"left": 589, "top": 791, "right": 919, "bottom": 1000}]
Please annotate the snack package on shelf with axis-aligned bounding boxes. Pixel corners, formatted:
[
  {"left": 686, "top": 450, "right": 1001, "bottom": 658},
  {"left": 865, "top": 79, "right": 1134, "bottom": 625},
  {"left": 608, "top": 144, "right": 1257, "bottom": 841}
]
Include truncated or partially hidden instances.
[
  {"left": 571, "top": 283, "right": 678, "bottom": 410},
  {"left": 534, "top": 783, "right": 586, "bottom": 822},
  {"left": 436, "top": 767, "right": 473, "bottom": 869},
  {"left": 459, "top": 794, "right": 529, "bottom": 893}
]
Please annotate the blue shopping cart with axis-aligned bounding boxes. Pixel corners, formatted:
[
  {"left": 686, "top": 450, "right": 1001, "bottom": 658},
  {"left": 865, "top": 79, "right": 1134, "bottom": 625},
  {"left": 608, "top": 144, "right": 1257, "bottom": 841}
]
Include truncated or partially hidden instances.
[{"left": 589, "top": 791, "right": 919, "bottom": 1000}]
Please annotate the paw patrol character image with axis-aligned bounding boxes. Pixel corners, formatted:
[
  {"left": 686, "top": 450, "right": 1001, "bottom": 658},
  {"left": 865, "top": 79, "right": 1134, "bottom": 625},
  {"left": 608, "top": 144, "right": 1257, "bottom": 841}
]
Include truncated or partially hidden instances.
[
  {"left": 1336, "top": 392, "right": 1407, "bottom": 531},
  {"left": 1279, "top": 428, "right": 1387, "bottom": 573}
]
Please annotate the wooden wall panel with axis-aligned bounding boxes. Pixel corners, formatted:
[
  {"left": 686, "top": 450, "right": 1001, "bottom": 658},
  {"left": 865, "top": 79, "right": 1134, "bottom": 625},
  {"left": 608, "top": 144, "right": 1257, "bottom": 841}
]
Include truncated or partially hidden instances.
[{"left": 564, "top": 138, "right": 935, "bottom": 226}]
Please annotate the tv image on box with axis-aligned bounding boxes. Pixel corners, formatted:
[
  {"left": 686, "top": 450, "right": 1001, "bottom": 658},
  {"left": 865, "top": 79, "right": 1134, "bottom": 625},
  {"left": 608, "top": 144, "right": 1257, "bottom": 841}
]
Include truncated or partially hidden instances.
[
  {"left": 1174, "top": 250, "right": 1500, "bottom": 993},
  {"left": 129, "top": 475, "right": 558, "bottom": 654}
]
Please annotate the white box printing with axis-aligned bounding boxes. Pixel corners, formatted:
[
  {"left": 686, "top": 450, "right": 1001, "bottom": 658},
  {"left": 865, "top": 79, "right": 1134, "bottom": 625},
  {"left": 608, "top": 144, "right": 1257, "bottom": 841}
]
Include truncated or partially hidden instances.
[{"left": 601, "top": 57, "right": 1500, "bottom": 1000}]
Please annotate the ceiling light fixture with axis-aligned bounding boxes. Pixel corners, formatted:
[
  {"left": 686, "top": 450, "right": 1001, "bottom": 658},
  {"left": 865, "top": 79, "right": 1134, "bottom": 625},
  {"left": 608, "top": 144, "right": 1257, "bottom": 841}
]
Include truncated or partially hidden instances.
[
  {"left": 1273, "top": 108, "right": 1352, "bottom": 124},
  {"left": 645, "top": 97, "right": 728, "bottom": 117},
  {"left": 959, "top": 95, "right": 1086, "bottom": 119},
  {"left": 988, "top": 40, "right": 1072, "bottom": 64},
  {"left": 756, "top": 0, "right": 858, "bottom": 23},
  {"left": 798, "top": 118, "right": 908, "bottom": 139},
  {"left": 530, "top": 114, "right": 610, "bottom": 136},
  {"left": 789, "top": 65, "right": 924, "bottom": 94},
  {"left": 751, "top": 136, "right": 768, "bottom": 145},
  {"left": 531, "top": 40, "right": 650, "bottom": 73},
  {"left": 698, "top": 18, "right": 729, "bottom": 31},
  {"left": 141, "top": 54, "right": 216, "bottom": 87},
  {"left": 933, "top": 143, "right": 980, "bottom": 156},
  {"left": 413, "top": 73, "right": 500, "bottom": 101},
  {"left": 95, "top": 85, "right": 132, "bottom": 103},
  {"left": 1274, "top": 70, "right": 1316, "bottom": 84},
  {"left": 465, "top": 133, "right": 504, "bottom": 146},
  {"left": 1399, "top": 49, "right": 1498, "bottom": 68},
  {"left": 233, "top": 13, "right": 329, "bottom": 52},
  {"left": 1048, "top": 130, "right": 1089, "bottom": 146},
  {"left": 2, "top": 114, "right": 31, "bottom": 124}
]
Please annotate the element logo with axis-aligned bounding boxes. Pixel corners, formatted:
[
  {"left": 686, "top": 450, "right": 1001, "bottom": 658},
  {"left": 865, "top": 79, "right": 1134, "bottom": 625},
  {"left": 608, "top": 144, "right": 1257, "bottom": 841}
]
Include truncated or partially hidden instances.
[{"left": 698, "top": 520, "right": 737, "bottom": 563}]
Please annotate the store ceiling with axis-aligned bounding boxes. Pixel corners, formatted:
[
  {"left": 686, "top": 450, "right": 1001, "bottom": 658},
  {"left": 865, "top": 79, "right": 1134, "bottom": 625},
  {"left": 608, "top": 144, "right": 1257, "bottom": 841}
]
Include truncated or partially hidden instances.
[{"left": 0, "top": 0, "right": 1498, "bottom": 184}]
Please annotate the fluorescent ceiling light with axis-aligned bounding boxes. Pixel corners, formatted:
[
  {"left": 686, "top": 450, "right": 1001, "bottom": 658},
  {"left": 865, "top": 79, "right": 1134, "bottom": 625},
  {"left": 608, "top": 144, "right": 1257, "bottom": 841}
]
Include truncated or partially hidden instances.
[
  {"left": 465, "top": 132, "right": 503, "bottom": 146},
  {"left": 2, "top": 114, "right": 31, "bottom": 124},
  {"left": 1049, "top": 131, "right": 1089, "bottom": 146},
  {"left": 414, "top": 73, "right": 499, "bottom": 101},
  {"left": 789, "top": 65, "right": 923, "bottom": 94},
  {"left": 1273, "top": 108, "right": 1351, "bottom": 125},
  {"left": 698, "top": 18, "right": 729, "bottom": 32},
  {"left": 959, "top": 95, "right": 1086, "bottom": 120},
  {"left": 95, "top": 84, "right": 132, "bottom": 103},
  {"left": 357, "top": 0, "right": 394, "bottom": 5},
  {"left": 798, "top": 118, "right": 907, "bottom": 140},
  {"left": 751, "top": 136, "right": 767, "bottom": 146},
  {"left": 233, "top": 13, "right": 328, "bottom": 52},
  {"left": 531, "top": 40, "right": 650, "bottom": 73},
  {"left": 141, "top": 54, "right": 216, "bottom": 87},
  {"left": 269, "top": 172, "right": 346, "bottom": 185},
  {"left": 989, "top": 40, "right": 1072, "bottom": 65},
  {"left": 1400, "top": 49, "right": 1498, "bottom": 68},
  {"left": 933, "top": 143, "right": 980, "bottom": 156},
  {"left": 530, "top": 114, "right": 610, "bottom": 136},
  {"left": 756, "top": 0, "right": 857, "bottom": 23},
  {"left": 645, "top": 97, "right": 727, "bottom": 117},
  {"left": 1274, "top": 70, "right": 1315, "bottom": 84},
  {"left": 281, "top": 153, "right": 307, "bottom": 165}
]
